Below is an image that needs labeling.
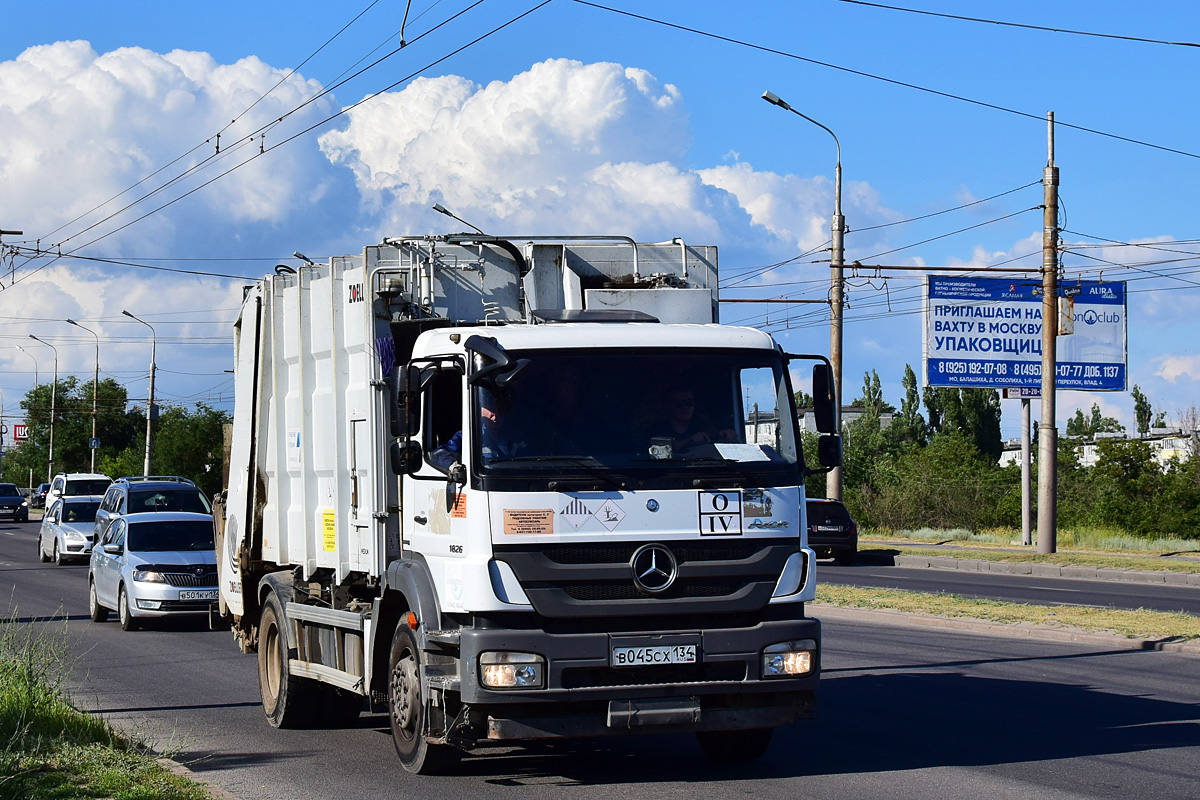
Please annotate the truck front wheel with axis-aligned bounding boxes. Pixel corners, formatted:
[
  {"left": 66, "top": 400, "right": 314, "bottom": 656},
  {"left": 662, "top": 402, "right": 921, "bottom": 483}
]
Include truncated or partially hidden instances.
[
  {"left": 696, "top": 728, "right": 774, "bottom": 763},
  {"left": 388, "top": 624, "right": 460, "bottom": 774}
]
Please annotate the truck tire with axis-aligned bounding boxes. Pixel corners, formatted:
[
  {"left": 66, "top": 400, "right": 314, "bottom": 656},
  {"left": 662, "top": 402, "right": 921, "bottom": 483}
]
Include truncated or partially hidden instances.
[
  {"left": 696, "top": 728, "right": 774, "bottom": 763},
  {"left": 258, "top": 593, "right": 316, "bottom": 729},
  {"left": 388, "top": 624, "right": 460, "bottom": 774}
]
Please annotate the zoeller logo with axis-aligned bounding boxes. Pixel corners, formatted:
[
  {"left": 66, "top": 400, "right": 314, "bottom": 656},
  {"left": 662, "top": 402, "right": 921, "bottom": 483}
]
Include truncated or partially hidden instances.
[{"left": 630, "top": 544, "right": 677, "bottom": 594}]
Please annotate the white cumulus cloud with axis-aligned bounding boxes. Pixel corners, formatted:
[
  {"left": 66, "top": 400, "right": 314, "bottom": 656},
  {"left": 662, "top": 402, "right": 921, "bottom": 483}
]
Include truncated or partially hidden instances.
[
  {"left": 1155, "top": 355, "right": 1200, "bottom": 384},
  {"left": 0, "top": 40, "right": 341, "bottom": 256}
]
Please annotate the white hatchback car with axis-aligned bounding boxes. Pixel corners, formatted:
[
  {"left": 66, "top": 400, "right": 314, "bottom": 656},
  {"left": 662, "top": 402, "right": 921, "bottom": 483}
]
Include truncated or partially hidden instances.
[
  {"left": 88, "top": 511, "right": 216, "bottom": 631},
  {"left": 38, "top": 496, "right": 104, "bottom": 564}
]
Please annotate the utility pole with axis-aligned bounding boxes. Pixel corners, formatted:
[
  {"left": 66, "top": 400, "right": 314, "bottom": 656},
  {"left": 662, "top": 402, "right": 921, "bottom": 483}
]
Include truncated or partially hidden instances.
[
  {"left": 1021, "top": 398, "right": 1032, "bottom": 545},
  {"left": 67, "top": 319, "right": 100, "bottom": 473},
  {"left": 828, "top": 150, "right": 846, "bottom": 503},
  {"left": 123, "top": 311, "right": 156, "bottom": 476},
  {"left": 0, "top": 229, "right": 23, "bottom": 286},
  {"left": 30, "top": 335, "right": 57, "bottom": 481},
  {"left": 1037, "top": 112, "right": 1059, "bottom": 554}
]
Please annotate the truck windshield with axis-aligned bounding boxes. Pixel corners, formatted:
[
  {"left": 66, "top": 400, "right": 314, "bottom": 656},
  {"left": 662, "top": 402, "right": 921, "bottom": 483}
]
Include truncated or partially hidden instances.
[{"left": 473, "top": 348, "right": 801, "bottom": 488}]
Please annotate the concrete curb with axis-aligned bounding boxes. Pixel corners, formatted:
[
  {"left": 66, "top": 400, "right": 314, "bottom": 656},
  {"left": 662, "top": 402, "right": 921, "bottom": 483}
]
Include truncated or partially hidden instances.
[
  {"left": 158, "top": 757, "right": 244, "bottom": 800},
  {"left": 893, "top": 554, "right": 1200, "bottom": 587},
  {"left": 812, "top": 603, "right": 1200, "bottom": 656}
]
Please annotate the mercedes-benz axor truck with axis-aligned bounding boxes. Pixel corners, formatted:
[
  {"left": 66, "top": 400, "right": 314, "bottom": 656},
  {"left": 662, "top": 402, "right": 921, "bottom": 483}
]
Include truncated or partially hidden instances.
[{"left": 215, "top": 234, "right": 842, "bottom": 773}]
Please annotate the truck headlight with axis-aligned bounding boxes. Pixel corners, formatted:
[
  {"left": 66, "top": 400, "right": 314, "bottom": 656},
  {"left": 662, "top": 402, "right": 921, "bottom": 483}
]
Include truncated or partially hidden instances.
[
  {"left": 480, "top": 652, "right": 545, "bottom": 689},
  {"left": 762, "top": 639, "right": 817, "bottom": 678},
  {"left": 132, "top": 569, "right": 166, "bottom": 583}
]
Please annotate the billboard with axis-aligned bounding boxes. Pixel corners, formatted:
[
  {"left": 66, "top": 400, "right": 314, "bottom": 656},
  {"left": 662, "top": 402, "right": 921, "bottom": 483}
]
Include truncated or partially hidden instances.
[{"left": 924, "top": 276, "right": 1126, "bottom": 391}]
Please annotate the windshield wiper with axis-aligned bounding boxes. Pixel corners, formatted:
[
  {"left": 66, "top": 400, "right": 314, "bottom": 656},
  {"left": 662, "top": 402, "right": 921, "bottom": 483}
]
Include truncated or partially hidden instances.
[{"left": 497, "top": 455, "right": 627, "bottom": 491}]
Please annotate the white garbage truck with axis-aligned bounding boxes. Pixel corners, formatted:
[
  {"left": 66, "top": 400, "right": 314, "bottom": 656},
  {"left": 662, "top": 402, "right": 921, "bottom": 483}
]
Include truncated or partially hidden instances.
[{"left": 215, "top": 233, "right": 842, "bottom": 773}]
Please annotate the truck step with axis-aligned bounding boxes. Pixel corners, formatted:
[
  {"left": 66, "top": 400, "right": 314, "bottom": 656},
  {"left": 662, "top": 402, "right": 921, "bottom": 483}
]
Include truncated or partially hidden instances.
[{"left": 423, "top": 629, "right": 461, "bottom": 650}]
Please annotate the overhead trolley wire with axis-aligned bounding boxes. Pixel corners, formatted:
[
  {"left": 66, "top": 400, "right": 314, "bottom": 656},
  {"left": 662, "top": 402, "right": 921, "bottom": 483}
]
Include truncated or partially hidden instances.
[
  {"left": 36, "top": 0, "right": 387, "bottom": 251},
  {"left": 572, "top": 1, "right": 1200, "bottom": 161},
  {"left": 832, "top": 0, "right": 1200, "bottom": 49},
  {"left": 15, "top": 0, "right": 490, "bottom": 284},
  {"left": 11, "top": 1, "right": 548, "bottom": 289}
]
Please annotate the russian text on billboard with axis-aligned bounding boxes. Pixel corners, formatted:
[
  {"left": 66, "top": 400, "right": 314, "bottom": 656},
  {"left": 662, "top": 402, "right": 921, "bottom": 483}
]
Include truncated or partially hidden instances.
[{"left": 923, "top": 277, "right": 1126, "bottom": 390}]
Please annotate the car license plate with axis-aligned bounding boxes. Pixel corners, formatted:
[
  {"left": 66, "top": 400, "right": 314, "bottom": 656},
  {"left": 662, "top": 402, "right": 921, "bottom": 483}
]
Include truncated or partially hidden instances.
[
  {"left": 612, "top": 644, "right": 697, "bottom": 667},
  {"left": 815, "top": 525, "right": 842, "bottom": 532},
  {"left": 179, "top": 590, "right": 218, "bottom": 601}
]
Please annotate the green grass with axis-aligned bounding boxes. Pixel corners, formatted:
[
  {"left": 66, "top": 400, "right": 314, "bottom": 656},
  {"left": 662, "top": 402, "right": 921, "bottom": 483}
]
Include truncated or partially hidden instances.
[
  {"left": 815, "top": 584, "right": 1200, "bottom": 642},
  {"left": 863, "top": 526, "right": 1200, "bottom": 572},
  {"left": 0, "top": 611, "right": 213, "bottom": 800},
  {"left": 867, "top": 526, "right": 1200, "bottom": 553}
]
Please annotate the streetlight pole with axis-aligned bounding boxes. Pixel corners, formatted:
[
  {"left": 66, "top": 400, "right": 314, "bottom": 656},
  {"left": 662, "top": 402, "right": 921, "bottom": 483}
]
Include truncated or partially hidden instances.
[
  {"left": 122, "top": 310, "right": 156, "bottom": 477},
  {"left": 29, "top": 335, "right": 57, "bottom": 482},
  {"left": 66, "top": 319, "right": 100, "bottom": 472},
  {"left": 762, "top": 90, "right": 846, "bottom": 501},
  {"left": 15, "top": 346, "right": 38, "bottom": 387}
]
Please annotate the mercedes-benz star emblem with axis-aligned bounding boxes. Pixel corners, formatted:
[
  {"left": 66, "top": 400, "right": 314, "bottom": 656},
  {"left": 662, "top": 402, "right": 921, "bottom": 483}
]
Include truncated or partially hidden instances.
[{"left": 630, "top": 543, "right": 677, "bottom": 595}]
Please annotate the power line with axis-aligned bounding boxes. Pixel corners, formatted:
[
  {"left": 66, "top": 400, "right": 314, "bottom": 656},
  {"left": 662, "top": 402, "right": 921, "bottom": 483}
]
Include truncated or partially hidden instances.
[
  {"left": 571, "top": 1, "right": 1200, "bottom": 160},
  {"left": 11, "top": 1, "right": 547, "bottom": 292},
  {"left": 36, "top": 0, "right": 388, "bottom": 249},
  {"left": 833, "top": 0, "right": 1200, "bottom": 49},
  {"left": 9, "top": 0, "right": 495, "bottom": 288},
  {"left": 853, "top": 181, "right": 1040, "bottom": 233}
]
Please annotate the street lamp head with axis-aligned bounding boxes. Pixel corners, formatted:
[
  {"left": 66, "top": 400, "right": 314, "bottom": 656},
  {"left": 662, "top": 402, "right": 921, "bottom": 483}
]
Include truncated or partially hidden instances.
[
  {"left": 293, "top": 251, "right": 316, "bottom": 265},
  {"left": 761, "top": 90, "right": 790, "bottom": 110},
  {"left": 121, "top": 310, "right": 134, "bottom": 319},
  {"left": 66, "top": 318, "right": 77, "bottom": 326}
]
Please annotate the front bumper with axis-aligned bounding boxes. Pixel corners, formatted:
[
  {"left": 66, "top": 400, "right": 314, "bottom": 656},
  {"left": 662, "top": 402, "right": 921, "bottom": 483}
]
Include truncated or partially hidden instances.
[
  {"left": 454, "top": 615, "right": 820, "bottom": 739},
  {"left": 127, "top": 582, "right": 218, "bottom": 617},
  {"left": 60, "top": 537, "right": 92, "bottom": 558}
]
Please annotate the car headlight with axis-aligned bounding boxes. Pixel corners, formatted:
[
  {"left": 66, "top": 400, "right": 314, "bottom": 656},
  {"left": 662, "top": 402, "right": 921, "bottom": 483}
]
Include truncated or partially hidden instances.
[
  {"left": 64, "top": 530, "right": 86, "bottom": 541},
  {"left": 21, "top": 500, "right": 28, "bottom": 507},
  {"left": 762, "top": 639, "right": 817, "bottom": 678},
  {"left": 480, "top": 652, "right": 545, "bottom": 689},
  {"left": 132, "top": 569, "right": 166, "bottom": 583}
]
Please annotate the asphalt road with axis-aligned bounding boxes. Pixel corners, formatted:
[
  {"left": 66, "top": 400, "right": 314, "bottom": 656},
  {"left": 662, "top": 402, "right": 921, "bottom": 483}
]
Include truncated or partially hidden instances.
[
  {"left": 3, "top": 519, "right": 1199, "bottom": 800},
  {"left": 819, "top": 553, "right": 1200, "bottom": 615}
]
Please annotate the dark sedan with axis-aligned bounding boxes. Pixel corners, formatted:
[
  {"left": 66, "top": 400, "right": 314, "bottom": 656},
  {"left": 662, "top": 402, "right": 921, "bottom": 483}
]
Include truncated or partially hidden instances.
[
  {"left": 806, "top": 498, "right": 857, "bottom": 565},
  {"left": 0, "top": 483, "right": 30, "bottom": 523}
]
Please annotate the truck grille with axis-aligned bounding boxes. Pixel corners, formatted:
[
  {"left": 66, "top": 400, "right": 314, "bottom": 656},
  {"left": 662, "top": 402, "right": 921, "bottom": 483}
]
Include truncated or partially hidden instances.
[{"left": 494, "top": 539, "right": 801, "bottom": 619}]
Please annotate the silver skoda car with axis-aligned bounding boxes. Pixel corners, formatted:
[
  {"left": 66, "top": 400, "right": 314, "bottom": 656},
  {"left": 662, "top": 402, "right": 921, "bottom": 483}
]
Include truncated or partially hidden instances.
[{"left": 88, "top": 511, "right": 216, "bottom": 631}]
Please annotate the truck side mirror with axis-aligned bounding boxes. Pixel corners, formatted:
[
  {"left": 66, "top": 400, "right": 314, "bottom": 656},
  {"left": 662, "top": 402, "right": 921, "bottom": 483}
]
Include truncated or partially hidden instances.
[
  {"left": 464, "top": 335, "right": 529, "bottom": 390},
  {"left": 389, "top": 440, "right": 423, "bottom": 475},
  {"left": 390, "top": 366, "right": 421, "bottom": 438},
  {"left": 812, "top": 363, "right": 838, "bottom": 434},
  {"left": 817, "top": 434, "right": 843, "bottom": 469}
]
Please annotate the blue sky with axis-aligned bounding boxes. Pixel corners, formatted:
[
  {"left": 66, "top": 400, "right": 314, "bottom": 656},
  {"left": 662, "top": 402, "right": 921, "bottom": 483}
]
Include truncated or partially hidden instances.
[{"left": 2, "top": 0, "right": 1198, "bottom": 440}]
